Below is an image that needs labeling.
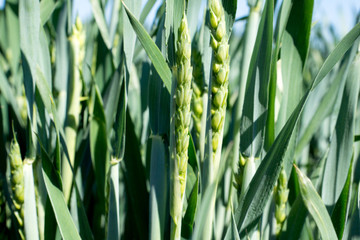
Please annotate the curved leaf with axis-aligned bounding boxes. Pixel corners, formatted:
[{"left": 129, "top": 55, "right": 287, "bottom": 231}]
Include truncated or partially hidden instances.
[
  {"left": 139, "top": 0, "right": 156, "bottom": 24},
  {"left": 122, "top": 112, "right": 149, "bottom": 240},
  {"left": 123, "top": 0, "right": 141, "bottom": 71},
  {"left": 226, "top": 21, "right": 360, "bottom": 238},
  {"left": 90, "top": 0, "right": 111, "bottom": 49},
  {"left": 19, "top": 0, "right": 40, "bottom": 122},
  {"left": 222, "top": 0, "right": 238, "bottom": 36},
  {"left": 89, "top": 85, "right": 110, "bottom": 207},
  {"left": 295, "top": 165, "right": 338, "bottom": 240},
  {"left": 122, "top": 1, "right": 172, "bottom": 93},
  {"left": 41, "top": 150, "right": 81, "bottom": 240},
  {"left": 0, "top": 66, "right": 25, "bottom": 126},
  {"left": 285, "top": 0, "right": 314, "bottom": 64},
  {"left": 280, "top": 196, "right": 307, "bottom": 239},
  {"left": 331, "top": 155, "right": 353, "bottom": 239},
  {"left": 322, "top": 50, "right": 360, "bottom": 206},
  {"left": 240, "top": 0, "right": 273, "bottom": 159},
  {"left": 40, "top": 0, "right": 59, "bottom": 26},
  {"left": 148, "top": 16, "right": 170, "bottom": 135}
]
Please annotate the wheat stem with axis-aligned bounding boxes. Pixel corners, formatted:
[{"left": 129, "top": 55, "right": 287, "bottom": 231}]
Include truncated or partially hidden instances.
[{"left": 62, "top": 17, "right": 86, "bottom": 203}]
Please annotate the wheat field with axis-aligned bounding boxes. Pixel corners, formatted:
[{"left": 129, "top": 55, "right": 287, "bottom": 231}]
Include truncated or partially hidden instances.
[{"left": 0, "top": 0, "right": 360, "bottom": 239}]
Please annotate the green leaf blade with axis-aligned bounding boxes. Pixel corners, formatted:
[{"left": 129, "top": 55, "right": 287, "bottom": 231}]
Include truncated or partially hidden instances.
[
  {"left": 89, "top": 85, "right": 110, "bottom": 208},
  {"left": 23, "top": 163, "right": 40, "bottom": 240},
  {"left": 240, "top": 0, "right": 273, "bottom": 159},
  {"left": 122, "top": 1, "right": 172, "bottom": 93},
  {"left": 295, "top": 165, "right": 338, "bottom": 240},
  {"left": 227, "top": 21, "right": 360, "bottom": 238},
  {"left": 331, "top": 156, "right": 353, "bottom": 239},
  {"left": 285, "top": 0, "right": 314, "bottom": 65},
  {"left": 322, "top": 50, "right": 360, "bottom": 206},
  {"left": 42, "top": 152, "right": 81, "bottom": 240},
  {"left": 149, "top": 136, "right": 168, "bottom": 240},
  {"left": 90, "top": 0, "right": 112, "bottom": 49}
]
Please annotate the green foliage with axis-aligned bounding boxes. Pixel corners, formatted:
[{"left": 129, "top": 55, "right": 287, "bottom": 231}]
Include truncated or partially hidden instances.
[{"left": 0, "top": 0, "right": 360, "bottom": 239}]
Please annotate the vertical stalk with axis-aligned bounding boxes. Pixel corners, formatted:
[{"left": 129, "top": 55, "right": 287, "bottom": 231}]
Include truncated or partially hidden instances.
[
  {"left": 23, "top": 157, "right": 39, "bottom": 240},
  {"left": 202, "top": 186, "right": 217, "bottom": 240},
  {"left": 107, "top": 61, "right": 126, "bottom": 240},
  {"left": 226, "top": 6, "right": 262, "bottom": 233},
  {"left": 23, "top": 112, "right": 39, "bottom": 240},
  {"left": 62, "top": 17, "right": 85, "bottom": 203}
]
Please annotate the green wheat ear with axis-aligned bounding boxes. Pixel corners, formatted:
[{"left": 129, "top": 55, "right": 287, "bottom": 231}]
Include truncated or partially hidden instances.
[
  {"left": 209, "top": 0, "right": 229, "bottom": 164},
  {"left": 9, "top": 135, "right": 25, "bottom": 240},
  {"left": 191, "top": 46, "right": 205, "bottom": 146},
  {"left": 274, "top": 168, "right": 289, "bottom": 235},
  {"left": 170, "top": 12, "right": 193, "bottom": 240},
  {"left": 175, "top": 14, "right": 192, "bottom": 199}
]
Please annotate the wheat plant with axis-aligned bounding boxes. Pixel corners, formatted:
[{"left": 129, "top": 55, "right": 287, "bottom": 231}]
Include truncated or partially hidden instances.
[{"left": 0, "top": 0, "right": 360, "bottom": 239}]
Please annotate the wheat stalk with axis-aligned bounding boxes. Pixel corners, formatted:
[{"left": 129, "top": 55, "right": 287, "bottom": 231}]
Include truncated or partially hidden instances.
[{"left": 62, "top": 17, "right": 86, "bottom": 203}]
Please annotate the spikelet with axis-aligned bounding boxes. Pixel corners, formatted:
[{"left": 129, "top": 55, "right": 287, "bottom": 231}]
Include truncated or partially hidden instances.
[
  {"left": 70, "top": 17, "right": 86, "bottom": 68},
  {"left": 234, "top": 155, "right": 246, "bottom": 191},
  {"left": 209, "top": 0, "right": 229, "bottom": 162},
  {"left": 67, "top": 15, "right": 85, "bottom": 128},
  {"left": 274, "top": 169, "right": 289, "bottom": 235},
  {"left": 67, "top": 16, "right": 85, "bottom": 132},
  {"left": 191, "top": 46, "right": 205, "bottom": 145},
  {"left": 9, "top": 136, "right": 25, "bottom": 240}
]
